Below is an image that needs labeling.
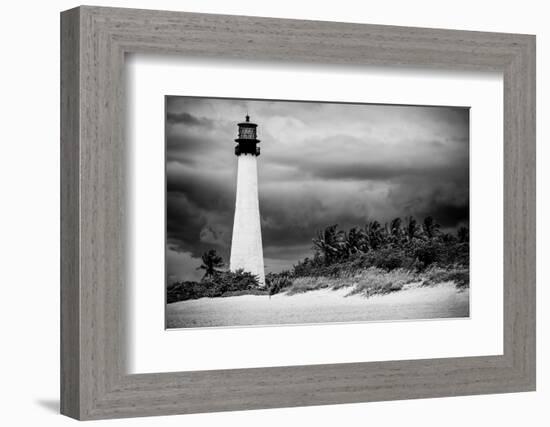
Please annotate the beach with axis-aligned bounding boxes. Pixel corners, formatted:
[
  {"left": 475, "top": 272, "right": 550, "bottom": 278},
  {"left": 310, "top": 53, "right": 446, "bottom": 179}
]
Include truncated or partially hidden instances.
[{"left": 166, "top": 282, "right": 469, "bottom": 329}]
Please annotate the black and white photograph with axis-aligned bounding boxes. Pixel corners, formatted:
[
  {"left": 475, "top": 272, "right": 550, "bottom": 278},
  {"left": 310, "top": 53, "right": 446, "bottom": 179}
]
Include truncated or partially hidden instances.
[{"left": 165, "top": 96, "right": 470, "bottom": 329}]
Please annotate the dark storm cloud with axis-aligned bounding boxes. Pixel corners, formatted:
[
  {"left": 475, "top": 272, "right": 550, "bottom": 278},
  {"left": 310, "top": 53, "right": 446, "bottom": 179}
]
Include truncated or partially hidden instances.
[
  {"left": 166, "top": 97, "right": 469, "bottom": 280},
  {"left": 166, "top": 163, "right": 234, "bottom": 211},
  {"left": 166, "top": 134, "right": 210, "bottom": 165},
  {"left": 166, "top": 191, "right": 232, "bottom": 262},
  {"left": 427, "top": 202, "right": 469, "bottom": 228},
  {"left": 300, "top": 158, "right": 466, "bottom": 181},
  {"left": 166, "top": 163, "right": 235, "bottom": 260},
  {"left": 166, "top": 111, "right": 212, "bottom": 126}
]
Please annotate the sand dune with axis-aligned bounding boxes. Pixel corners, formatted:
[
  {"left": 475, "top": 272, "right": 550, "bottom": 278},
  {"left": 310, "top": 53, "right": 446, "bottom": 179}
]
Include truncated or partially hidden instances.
[{"left": 166, "top": 282, "right": 469, "bottom": 329}]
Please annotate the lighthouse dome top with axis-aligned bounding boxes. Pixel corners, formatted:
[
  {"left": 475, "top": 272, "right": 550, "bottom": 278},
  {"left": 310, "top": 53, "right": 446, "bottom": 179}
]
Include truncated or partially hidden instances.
[{"left": 237, "top": 114, "right": 258, "bottom": 128}]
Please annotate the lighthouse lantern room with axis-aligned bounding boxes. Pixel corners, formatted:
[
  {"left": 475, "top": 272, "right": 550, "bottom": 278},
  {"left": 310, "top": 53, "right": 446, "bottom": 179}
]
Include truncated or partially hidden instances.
[{"left": 234, "top": 115, "right": 261, "bottom": 156}]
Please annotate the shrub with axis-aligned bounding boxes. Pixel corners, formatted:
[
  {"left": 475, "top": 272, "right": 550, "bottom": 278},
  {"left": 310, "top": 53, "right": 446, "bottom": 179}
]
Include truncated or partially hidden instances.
[
  {"left": 266, "top": 272, "right": 293, "bottom": 296},
  {"left": 282, "top": 268, "right": 419, "bottom": 298},
  {"left": 166, "top": 281, "right": 210, "bottom": 303},
  {"left": 216, "top": 269, "right": 260, "bottom": 292},
  {"left": 285, "top": 276, "right": 332, "bottom": 295},
  {"left": 368, "top": 247, "right": 408, "bottom": 271},
  {"left": 292, "top": 256, "right": 324, "bottom": 277},
  {"left": 167, "top": 269, "right": 260, "bottom": 303},
  {"left": 424, "top": 267, "right": 470, "bottom": 289},
  {"left": 347, "top": 268, "right": 418, "bottom": 297},
  {"left": 221, "top": 289, "right": 269, "bottom": 297},
  {"left": 413, "top": 241, "right": 440, "bottom": 269}
]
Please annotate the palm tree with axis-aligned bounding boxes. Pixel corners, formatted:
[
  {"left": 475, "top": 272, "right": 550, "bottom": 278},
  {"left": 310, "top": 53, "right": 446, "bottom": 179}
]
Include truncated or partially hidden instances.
[
  {"left": 313, "top": 224, "right": 345, "bottom": 264},
  {"left": 422, "top": 216, "right": 440, "bottom": 240},
  {"left": 457, "top": 226, "right": 469, "bottom": 243},
  {"left": 440, "top": 232, "right": 456, "bottom": 243},
  {"left": 389, "top": 217, "right": 403, "bottom": 243},
  {"left": 197, "top": 249, "right": 224, "bottom": 280},
  {"left": 405, "top": 216, "right": 419, "bottom": 242},
  {"left": 345, "top": 226, "right": 367, "bottom": 255},
  {"left": 365, "top": 220, "right": 384, "bottom": 250}
]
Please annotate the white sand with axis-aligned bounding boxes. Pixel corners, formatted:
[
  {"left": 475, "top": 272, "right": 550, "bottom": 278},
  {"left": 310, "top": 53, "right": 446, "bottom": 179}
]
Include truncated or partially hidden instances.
[{"left": 166, "top": 282, "right": 469, "bottom": 329}]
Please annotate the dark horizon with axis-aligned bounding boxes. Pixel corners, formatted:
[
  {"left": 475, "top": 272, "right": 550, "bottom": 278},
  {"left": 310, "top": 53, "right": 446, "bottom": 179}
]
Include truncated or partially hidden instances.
[{"left": 166, "top": 96, "right": 469, "bottom": 284}]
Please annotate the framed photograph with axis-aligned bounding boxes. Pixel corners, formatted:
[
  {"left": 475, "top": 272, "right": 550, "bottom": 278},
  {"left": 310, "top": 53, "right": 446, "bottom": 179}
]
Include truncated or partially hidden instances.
[
  {"left": 164, "top": 96, "right": 471, "bottom": 329},
  {"left": 61, "top": 6, "right": 536, "bottom": 420}
]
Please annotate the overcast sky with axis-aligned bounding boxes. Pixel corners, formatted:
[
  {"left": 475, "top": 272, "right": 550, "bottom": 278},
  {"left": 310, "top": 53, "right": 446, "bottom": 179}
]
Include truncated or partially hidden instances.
[{"left": 166, "top": 96, "right": 469, "bottom": 283}]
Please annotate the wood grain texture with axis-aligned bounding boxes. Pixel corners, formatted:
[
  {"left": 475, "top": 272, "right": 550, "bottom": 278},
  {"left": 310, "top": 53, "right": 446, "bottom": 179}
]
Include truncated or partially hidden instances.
[
  {"left": 60, "top": 6, "right": 536, "bottom": 420},
  {"left": 60, "top": 7, "right": 80, "bottom": 419}
]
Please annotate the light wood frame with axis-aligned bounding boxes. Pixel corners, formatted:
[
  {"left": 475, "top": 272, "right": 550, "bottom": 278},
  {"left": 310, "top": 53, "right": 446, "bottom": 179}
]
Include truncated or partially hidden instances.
[{"left": 60, "top": 5, "right": 536, "bottom": 420}]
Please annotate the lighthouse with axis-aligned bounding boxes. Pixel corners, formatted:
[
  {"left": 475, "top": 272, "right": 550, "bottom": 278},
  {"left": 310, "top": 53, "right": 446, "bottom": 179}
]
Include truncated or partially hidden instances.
[{"left": 229, "top": 115, "right": 265, "bottom": 287}]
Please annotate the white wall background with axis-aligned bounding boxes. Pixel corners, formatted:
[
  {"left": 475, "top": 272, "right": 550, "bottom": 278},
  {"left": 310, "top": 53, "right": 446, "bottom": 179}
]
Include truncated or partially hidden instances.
[{"left": 0, "top": 0, "right": 546, "bottom": 425}]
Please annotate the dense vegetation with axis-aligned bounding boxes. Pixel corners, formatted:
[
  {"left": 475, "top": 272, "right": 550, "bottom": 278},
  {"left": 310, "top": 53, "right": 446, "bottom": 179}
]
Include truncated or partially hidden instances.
[
  {"left": 293, "top": 217, "right": 468, "bottom": 277},
  {"left": 166, "top": 249, "right": 262, "bottom": 303},
  {"left": 167, "top": 269, "right": 262, "bottom": 303},
  {"left": 166, "top": 216, "right": 469, "bottom": 303}
]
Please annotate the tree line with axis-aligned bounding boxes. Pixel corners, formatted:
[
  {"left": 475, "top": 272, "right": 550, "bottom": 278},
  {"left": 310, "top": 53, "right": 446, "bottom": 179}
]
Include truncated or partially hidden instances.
[
  {"left": 293, "top": 216, "right": 468, "bottom": 277},
  {"left": 167, "top": 216, "right": 469, "bottom": 302}
]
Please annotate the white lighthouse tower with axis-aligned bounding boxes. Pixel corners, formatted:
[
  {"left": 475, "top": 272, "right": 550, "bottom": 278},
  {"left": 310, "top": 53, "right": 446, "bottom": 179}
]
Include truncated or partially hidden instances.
[{"left": 229, "top": 115, "right": 265, "bottom": 287}]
